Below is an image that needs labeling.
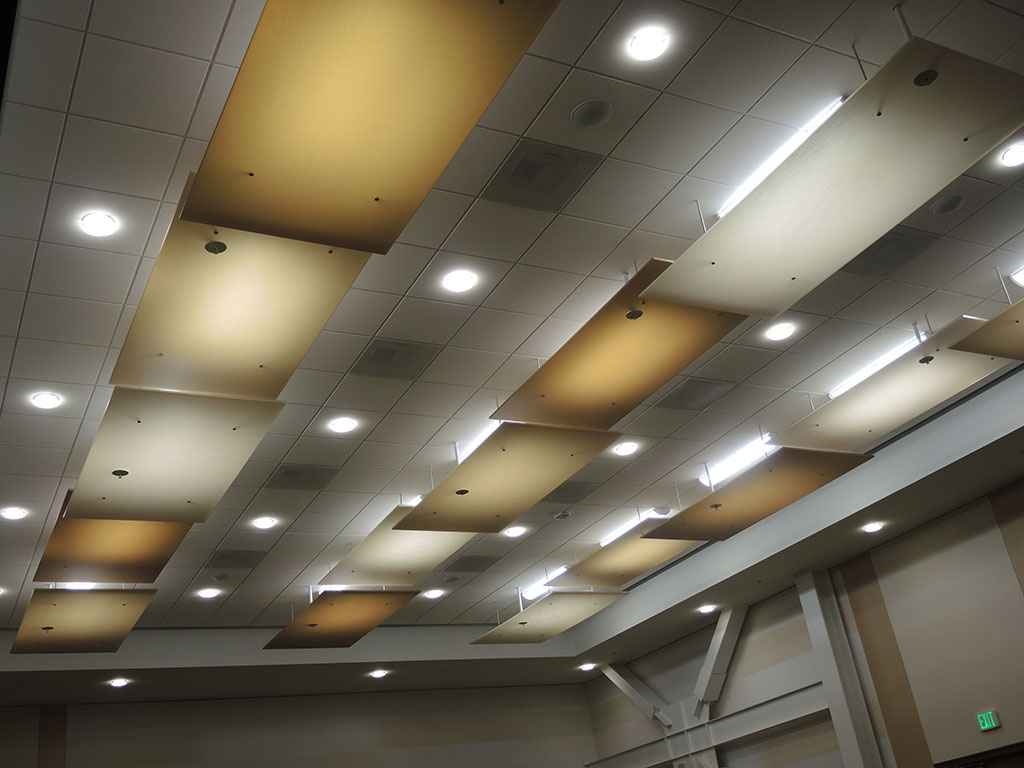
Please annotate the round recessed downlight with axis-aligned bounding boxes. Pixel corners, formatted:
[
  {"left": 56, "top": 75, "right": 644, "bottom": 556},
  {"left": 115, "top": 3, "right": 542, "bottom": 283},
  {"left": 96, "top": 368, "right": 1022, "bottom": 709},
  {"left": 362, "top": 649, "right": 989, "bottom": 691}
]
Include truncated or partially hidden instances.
[
  {"left": 627, "top": 26, "right": 670, "bottom": 61},
  {"left": 1000, "top": 142, "right": 1024, "bottom": 167},
  {"left": 30, "top": 392, "right": 62, "bottom": 409},
  {"left": 612, "top": 441, "right": 638, "bottom": 456},
  {"left": 79, "top": 212, "right": 118, "bottom": 237},
  {"left": 570, "top": 99, "right": 614, "bottom": 129},
  {"left": 66, "top": 582, "right": 95, "bottom": 590},
  {"left": 369, "top": 669, "right": 388, "bottom": 679},
  {"left": 862, "top": 521, "right": 884, "bottom": 533},
  {"left": 252, "top": 516, "right": 277, "bottom": 530},
  {"left": 503, "top": 526, "right": 527, "bottom": 538},
  {"left": 765, "top": 322, "right": 796, "bottom": 341},
  {"left": 423, "top": 589, "right": 445, "bottom": 599},
  {"left": 1010, "top": 266, "right": 1024, "bottom": 287},
  {"left": 197, "top": 588, "right": 220, "bottom": 599},
  {"left": 327, "top": 416, "right": 358, "bottom": 434},
  {"left": 929, "top": 194, "right": 966, "bottom": 216},
  {"left": 697, "top": 604, "right": 717, "bottom": 614},
  {"left": 108, "top": 678, "right": 130, "bottom": 688},
  {"left": 441, "top": 269, "right": 478, "bottom": 293},
  {"left": 579, "top": 663, "right": 596, "bottom": 672},
  {"left": 1, "top": 507, "right": 28, "bottom": 520}
]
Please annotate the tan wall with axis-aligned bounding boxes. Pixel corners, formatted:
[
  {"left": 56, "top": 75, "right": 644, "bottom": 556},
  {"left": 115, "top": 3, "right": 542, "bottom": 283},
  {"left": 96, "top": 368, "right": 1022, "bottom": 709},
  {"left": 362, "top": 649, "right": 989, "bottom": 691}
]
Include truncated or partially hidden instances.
[
  {"left": 718, "top": 714, "right": 842, "bottom": 768},
  {"left": 0, "top": 705, "right": 39, "bottom": 767}
]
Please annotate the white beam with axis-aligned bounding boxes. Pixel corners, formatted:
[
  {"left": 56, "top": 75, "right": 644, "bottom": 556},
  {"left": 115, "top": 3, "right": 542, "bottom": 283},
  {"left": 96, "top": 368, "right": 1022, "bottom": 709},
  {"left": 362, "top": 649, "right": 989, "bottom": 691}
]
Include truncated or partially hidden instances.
[
  {"left": 694, "top": 604, "right": 748, "bottom": 709},
  {"left": 601, "top": 664, "right": 674, "bottom": 728}
]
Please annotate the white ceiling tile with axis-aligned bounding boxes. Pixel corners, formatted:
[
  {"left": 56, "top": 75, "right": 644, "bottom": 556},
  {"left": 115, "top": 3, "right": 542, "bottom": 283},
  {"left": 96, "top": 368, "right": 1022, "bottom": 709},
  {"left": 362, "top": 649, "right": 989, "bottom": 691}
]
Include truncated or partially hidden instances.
[
  {"left": 669, "top": 19, "right": 807, "bottom": 112},
  {"left": 394, "top": 381, "right": 476, "bottom": 418},
  {"left": 345, "top": 442, "right": 419, "bottom": 471},
  {"left": 734, "top": 0, "right": 851, "bottom": 41},
  {"left": 267, "top": 403, "right": 318, "bottom": 436},
  {"left": 966, "top": 127, "right": 1024, "bottom": 187},
  {"left": 0, "top": 413, "right": 80, "bottom": 449},
  {"left": 998, "top": 37, "right": 1024, "bottom": 76},
  {"left": 902, "top": 176, "right": 1003, "bottom": 235},
  {"left": 435, "top": 127, "right": 516, "bottom": 196},
  {"left": 233, "top": 461, "right": 276, "bottom": 488},
  {"left": 352, "top": 243, "right": 433, "bottom": 294},
  {"left": 0, "top": 103, "right": 63, "bottom": 180},
  {"left": 20, "top": 0, "right": 91, "bottom": 28},
  {"left": 696, "top": 345, "right": 779, "bottom": 382},
  {"left": 835, "top": 281, "right": 934, "bottom": 324},
  {"left": 595, "top": 230, "right": 692, "bottom": 280},
  {"left": 0, "top": 237, "right": 35, "bottom": 291},
  {"left": 408, "top": 251, "right": 512, "bottom": 306},
  {"left": 213, "top": 485, "right": 258, "bottom": 511},
  {"left": 529, "top": 0, "right": 617, "bottom": 63},
  {"left": 289, "top": 512, "right": 353, "bottom": 536},
  {"left": 41, "top": 184, "right": 159, "bottom": 256},
  {"left": 818, "top": 0, "right": 960, "bottom": 66},
  {"left": 484, "top": 265, "right": 583, "bottom": 315},
  {"left": 613, "top": 94, "right": 739, "bottom": 174},
  {"left": 680, "top": 342, "right": 728, "bottom": 377},
  {"left": 527, "top": 70, "right": 658, "bottom": 155},
  {"left": 324, "top": 289, "right": 401, "bottom": 336},
  {"left": 745, "top": 352, "right": 829, "bottom": 389},
  {"left": 890, "top": 237, "right": 991, "bottom": 290},
  {"left": 791, "top": 270, "right": 879, "bottom": 315},
  {"left": 6, "top": 19, "right": 82, "bottom": 111},
  {"left": 552, "top": 277, "right": 622, "bottom": 323},
  {"left": 420, "top": 347, "right": 507, "bottom": 388},
  {"left": 298, "top": 331, "right": 369, "bottom": 373},
  {"left": 444, "top": 200, "right": 553, "bottom": 262},
  {"left": 796, "top": 358, "right": 868, "bottom": 394},
  {"left": 689, "top": 116, "right": 798, "bottom": 187},
  {"left": 126, "top": 257, "right": 155, "bottom": 306},
  {"left": 0, "top": 174, "right": 49, "bottom": 241},
  {"left": 449, "top": 308, "right": 544, "bottom": 353},
  {"left": 611, "top": 462, "right": 674, "bottom": 487},
  {"left": 483, "top": 355, "right": 541, "bottom": 391},
  {"left": 377, "top": 298, "right": 473, "bottom": 345},
  {"left": 641, "top": 438, "right": 708, "bottom": 465},
  {"left": 83, "top": 384, "right": 112, "bottom": 421},
  {"left": 583, "top": 483, "right": 646, "bottom": 507},
  {"left": 732, "top": 311, "right": 828, "bottom": 351},
  {"left": 72, "top": 35, "right": 208, "bottom": 134},
  {"left": 705, "top": 384, "right": 785, "bottom": 418},
  {"left": 0, "top": 446, "right": 69, "bottom": 477},
  {"left": 304, "top": 492, "right": 374, "bottom": 518},
  {"left": 396, "top": 190, "right": 473, "bottom": 248},
  {"left": 279, "top": 369, "right": 342, "bottom": 405},
  {"left": 284, "top": 437, "right": 357, "bottom": 467},
  {"left": 249, "top": 433, "right": 294, "bottom": 464},
  {"left": 20, "top": 294, "right": 120, "bottom": 346},
  {"left": 91, "top": 0, "right": 232, "bottom": 59},
  {"left": 949, "top": 190, "right": 1024, "bottom": 247},
  {"left": 516, "top": 318, "right": 582, "bottom": 359},
  {"left": 624, "top": 407, "right": 697, "bottom": 437},
  {"left": 941, "top": 249, "right": 1024, "bottom": 298},
  {"left": 188, "top": 64, "right": 237, "bottom": 141},
  {"left": 788, "top": 318, "right": 878, "bottom": 358},
  {"left": 326, "top": 375, "right": 410, "bottom": 412},
  {"left": 11, "top": 339, "right": 105, "bottom": 384},
  {"left": 750, "top": 46, "right": 864, "bottom": 129},
  {"left": 0, "top": 340, "right": 12, "bottom": 378},
  {"left": 927, "top": 0, "right": 1024, "bottom": 63},
  {"left": 521, "top": 215, "right": 629, "bottom": 275},
  {"left": 0, "top": 290, "right": 24, "bottom": 336},
  {"left": 839, "top": 326, "right": 917, "bottom": 364},
  {"left": 478, "top": 54, "right": 569, "bottom": 135},
  {"left": 578, "top": 0, "right": 724, "bottom": 89},
  {"left": 368, "top": 413, "right": 446, "bottom": 445},
  {"left": 2, "top": 378, "right": 93, "bottom": 419},
  {"left": 454, "top": 388, "right": 512, "bottom": 420},
  {"left": 30, "top": 243, "right": 139, "bottom": 304},
  {"left": 215, "top": 0, "right": 265, "bottom": 66},
  {"left": 639, "top": 176, "right": 736, "bottom": 240},
  {"left": 564, "top": 159, "right": 681, "bottom": 227}
]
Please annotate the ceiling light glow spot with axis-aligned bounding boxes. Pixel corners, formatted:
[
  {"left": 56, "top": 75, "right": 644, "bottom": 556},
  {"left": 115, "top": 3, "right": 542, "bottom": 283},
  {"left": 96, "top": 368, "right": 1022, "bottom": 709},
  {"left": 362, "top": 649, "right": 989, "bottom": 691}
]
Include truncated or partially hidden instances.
[
  {"left": 612, "top": 441, "right": 638, "bottom": 456},
  {"left": 765, "top": 322, "right": 796, "bottom": 341},
  {"left": 1000, "top": 142, "right": 1024, "bottom": 167},
  {"left": 828, "top": 335, "right": 925, "bottom": 400},
  {"left": 441, "top": 269, "right": 478, "bottom": 293},
  {"left": 423, "top": 589, "right": 444, "bottom": 599},
  {"left": 318, "top": 584, "right": 347, "bottom": 594},
  {"left": 327, "top": 416, "right": 358, "bottom": 434},
  {"left": 862, "top": 521, "right": 884, "bottom": 533},
  {"left": 579, "top": 663, "right": 596, "bottom": 672},
  {"left": 599, "top": 508, "right": 668, "bottom": 548},
  {"left": 699, "top": 435, "right": 778, "bottom": 487},
  {"left": 503, "top": 526, "right": 527, "bottom": 538},
  {"left": 79, "top": 212, "right": 118, "bottom": 237},
  {"left": 197, "top": 588, "right": 220, "bottom": 599},
  {"left": 108, "top": 678, "right": 130, "bottom": 688},
  {"left": 369, "top": 669, "right": 388, "bottom": 679},
  {"left": 252, "top": 516, "right": 277, "bottom": 529},
  {"left": 1, "top": 507, "right": 28, "bottom": 520},
  {"left": 65, "top": 582, "right": 95, "bottom": 590},
  {"left": 627, "top": 26, "right": 670, "bottom": 61},
  {"left": 697, "top": 604, "right": 717, "bottom": 614},
  {"left": 521, "top": 565, "right": 567, "bottom": 601},
  {"left": 30, "top": 392, "right": 62, "bottom": 409}
]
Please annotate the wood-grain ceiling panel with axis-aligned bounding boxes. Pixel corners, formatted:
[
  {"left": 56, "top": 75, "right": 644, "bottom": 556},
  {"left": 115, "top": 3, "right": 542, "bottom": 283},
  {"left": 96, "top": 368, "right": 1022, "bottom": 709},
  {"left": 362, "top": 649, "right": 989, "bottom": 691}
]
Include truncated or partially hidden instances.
[
  {"left": 950, "top": 300, "right": 1024, "bottom": 360},
  {"left": 472, "top": 591, "right": 625, "bottom": 644},
  {"left": 12, "top": 589, "right": 155, "bottom": 653},
  {"left": 264, "top": 590, "right": 417, "bottom": 649}
]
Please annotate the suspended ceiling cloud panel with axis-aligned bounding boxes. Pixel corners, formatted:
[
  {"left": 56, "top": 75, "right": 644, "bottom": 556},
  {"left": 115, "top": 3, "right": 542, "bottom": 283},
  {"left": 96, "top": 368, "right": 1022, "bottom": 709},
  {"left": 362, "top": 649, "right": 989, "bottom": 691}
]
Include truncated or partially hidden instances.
[
  {"left": 776, "top": 318, "right": 1010, "bottom": 453},
  {"left": 264, "top": 590, "right": 418, "bottom": 649},
  {"left": 35, "top": 516, "right": 191, "bottom": 584},
  {"left": 322, "top": 506, "right": 476, "bottom": 587},
  {"left": 395, "top": 423, "right": 619, "bottom": 533},
  {"left": 66, "top": 388, "right": 283, "bottom": 523},
  {"left": 182, "top": 0, "right": 558, "bottom": 252},
  {"left": 644, "top": 448, "right": 872, "bottom": 542},
  {"left": 12, "top": 589, "right": 155, "bottom": 654},
  {"left": 641, "top": 39, "right": 1024, "bottom": 318},
  {"left": 491, "top": 260, "right": 746, "bottom": 430},
  {"left": 950, "top": 301, "right": 1024, "bottom": 360},
  {"left": 472, "top": 591, "right": 626, "bottom": 644}
]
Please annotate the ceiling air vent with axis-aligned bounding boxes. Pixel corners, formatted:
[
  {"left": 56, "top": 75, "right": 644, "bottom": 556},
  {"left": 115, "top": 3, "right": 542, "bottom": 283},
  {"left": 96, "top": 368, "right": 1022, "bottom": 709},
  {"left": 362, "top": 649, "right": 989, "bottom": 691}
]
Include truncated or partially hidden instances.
[
  {"left": 658, "top": 378, "right": 737, "bottom": 411},
  {"left": 481, "top": 138, "right": 602, "bottom": 213},
  {"left": 842, "top": 225, "right": 938, "bottom": 278},
  {"left": 204, "top": 550, "right": 267, "bottom": 570},
  {"left": 350, "top": 338, "right": 442, "bottom": 380},
  {"left": 445, "top": 555, "right": 501, "bottom": 573},
  {"left": 266, "top": 464, "right": 338, "bottom": 491},
  {"left": 542, "top": 481, "right": 599, "bottom": 504}
]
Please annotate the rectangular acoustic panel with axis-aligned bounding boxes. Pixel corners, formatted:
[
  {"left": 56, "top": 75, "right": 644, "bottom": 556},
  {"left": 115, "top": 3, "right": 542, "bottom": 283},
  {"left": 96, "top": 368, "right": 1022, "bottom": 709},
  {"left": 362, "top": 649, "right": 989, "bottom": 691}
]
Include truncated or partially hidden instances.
[
  {"left": 35, "top": 516, "right": 190, "bottom": 584},
  {"left": 491, "top": 260, "right": 746, "bottom": 430},
  {"left": 112, "top": 191, "right": 368, "bottom": 400},
  {"left": 551, "top": 521, "right": 697, "bottom": 588},
  {"left": 473, "top": 591, "right": 625, "bottom": 644},
  {"left": 67, "top": 388, "right": 283, "bottom": 523},
  {"left": 776, "top": 318, "right": 1010, "bottom": 453},
  {"left": 12, "top": 589, "right": 154, "bottom": 653},
  {"left": 322, "top": 506, "right": 475, "bottom": 586},
  {"left": 645, "top": 448, "right": 872, "bottom": 541},
  {"left": 950, "top": 301, "right": 1024, "bottom": 360},
  {"left": 395, "top": 423, "right": 618, "bottom": 533},
  {"left": 264, "top": 590, "right": 417, "bottom": 649},
  {"left": 642, "top": 39, "right": 1024, "bottom": 317},
  {"left": 182, "top": 0, "right": 558, "bottom": 253}
]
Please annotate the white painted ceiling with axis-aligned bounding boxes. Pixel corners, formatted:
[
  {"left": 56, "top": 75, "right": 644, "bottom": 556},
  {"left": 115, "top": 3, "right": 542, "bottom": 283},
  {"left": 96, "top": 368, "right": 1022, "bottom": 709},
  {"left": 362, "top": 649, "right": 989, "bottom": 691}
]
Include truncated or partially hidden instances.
[{"left": 2, "top": 0, "right": 1024, "bottom": 641}]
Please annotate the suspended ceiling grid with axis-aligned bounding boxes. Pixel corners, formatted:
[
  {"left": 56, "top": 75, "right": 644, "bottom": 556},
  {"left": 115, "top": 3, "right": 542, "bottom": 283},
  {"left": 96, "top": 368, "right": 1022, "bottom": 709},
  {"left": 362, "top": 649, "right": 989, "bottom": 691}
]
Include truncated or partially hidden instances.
[{"left": 0, "top": 0, "right": 1023, "bottom": 636}]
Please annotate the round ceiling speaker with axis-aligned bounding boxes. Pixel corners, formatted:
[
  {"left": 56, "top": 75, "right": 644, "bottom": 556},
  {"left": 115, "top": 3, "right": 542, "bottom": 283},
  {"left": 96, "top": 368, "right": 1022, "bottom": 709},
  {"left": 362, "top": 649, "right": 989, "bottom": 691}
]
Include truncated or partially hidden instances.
[
  {"left": 929, "top": 194, "right": 966, "bottom": 216},
  {"left": 571, "top": 99, "right": 614, "bottom": 129}
]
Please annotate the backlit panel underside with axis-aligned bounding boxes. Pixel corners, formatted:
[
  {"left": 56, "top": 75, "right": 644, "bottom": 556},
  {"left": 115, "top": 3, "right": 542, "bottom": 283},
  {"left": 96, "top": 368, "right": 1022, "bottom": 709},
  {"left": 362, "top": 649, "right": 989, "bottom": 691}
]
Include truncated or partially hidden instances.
[
  {"left": 322, "top": 507, "right": 475, "bottom": 587},
  {"left": 35, "top": 517, "right": 190, "bottom": 584},
  {"left": 112, "top": 197, "right": 368, "bottom": 400},
  {"left": 645, "top": 448, "right": 872, "bottom": 541},
  {"left": 950, "top": 301, "right": 1024, "bottom": 360},
  {"left": 642, "top": 39, "right": 1024, "bottom": 317},
  {"left": 67, "top": 388, "right": 282, "bottom": 523},
  {"left": 395, "top": 423, "right": 619, "bottom": 533},
  {"left": 472, "top": 591, "right": 626, "bottom": 644},
  {"left": 491, "top": 260, "right": 746, "bottom": 430},
  {"left": 265, "top": 590, "right": 417, "bottom": 649},
  {"left": 776, "top": 318, "right": 1010, "bottom": 453},
  {"left": 12, "top": 589, "right": 155, "bottom": 653},
  {"left": 551, "top": 522, "right": 697, "bottom": 588},
  {"left": 183, "top": 0, "right": 558, "bottom": 252}
]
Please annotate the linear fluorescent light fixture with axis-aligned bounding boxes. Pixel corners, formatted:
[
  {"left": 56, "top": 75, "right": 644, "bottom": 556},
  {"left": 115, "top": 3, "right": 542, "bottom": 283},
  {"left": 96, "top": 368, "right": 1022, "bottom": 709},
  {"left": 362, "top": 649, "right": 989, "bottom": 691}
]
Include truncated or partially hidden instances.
[
  {"left": 828, "top": 334, "right": 926, "bottom": 400},
  {"left": 521, "top": 566, "right": 568, "bottom": 601},
  {"left": 699, "top": 435, "right": 778, "bottom": 488},
  {"left": 718, "top": 98, "right": 844, "bottom": 218},
  {"left": 599, "top": 508, "right": 669, "bottom": 548},
  {"left": 457, "top": 420, "right": 501, "bottom": 463}
]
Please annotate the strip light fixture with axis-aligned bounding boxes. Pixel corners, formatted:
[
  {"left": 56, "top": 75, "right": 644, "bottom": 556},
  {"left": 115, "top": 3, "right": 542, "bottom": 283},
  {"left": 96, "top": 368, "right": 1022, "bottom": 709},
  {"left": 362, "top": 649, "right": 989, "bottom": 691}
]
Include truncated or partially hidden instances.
[
  {"left": 828, "top": 334, "right": 926, "bottom": 400},
  {"left": 718, "top": 98, "right": 844, "bottom": 218},
  {"left": 521, "top": 566, "right": 568, "bottom": 601},
  {"left": 599, "top": 508, "right": 669, "bottom": 548},
  {"left": 457, "top": 420, "right": 501, "bottom": 463},
  {"left": 699, "top": 434, "right": 778, "bottom": 488}
]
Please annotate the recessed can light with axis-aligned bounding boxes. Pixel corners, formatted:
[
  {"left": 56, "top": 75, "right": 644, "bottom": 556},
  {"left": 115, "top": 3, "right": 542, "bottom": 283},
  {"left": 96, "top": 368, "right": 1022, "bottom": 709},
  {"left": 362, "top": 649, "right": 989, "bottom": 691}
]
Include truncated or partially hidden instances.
[
  {"left": 503, "top": 526, "right": 527, "bottom": 538},
  {"left": 441, "top": 269, "right": 478, "bottom": 293},
  {"left": 1000, "top": 142, "right": 1024, "bottom": 167},
  {"left": 765, "top": 322, "right": 796, "bottom": 341},
  {"left": 613, "top": 441, "right": 638, "bottom": 456},
  {"left": 252, "top": 516, "right": 277, "bottom": 529},
  {"left": 627, "top": 26, "right": 670, "bottom": 61},
  {"left": 79, "top": 212, "right": 118, "bottom": 237},
  {"left": 369, "top": 669, "right": 388, "bottom": 679},
  {"left": 327, "top": 416, "right": 358, "bottom": 433},
  {"left": 697, "top": 604, "right": 716, "bottom": 614},
  {"left": 423, "top": 589, "right": 444, "bottom": 599},
  {"left": 1010, "top": 266, "right": 1024, "bottom": 287},
  {"left": 197, "top": 588, "right": 220, "bottom": 599},
  {"left": 862, "top": 521, "right": 884, "bottom": 533},
  {"left": 1, "top": 507, "right": 28, "bottom": 520},
  {"left": 107, "top": 678, "right": 130, "bottom": 688},
  {"left": 579, "top": 663, "right": 596, "bottom": 672},
  {"left": 30, "top": 392, "right": 62, "bottom": 409}
]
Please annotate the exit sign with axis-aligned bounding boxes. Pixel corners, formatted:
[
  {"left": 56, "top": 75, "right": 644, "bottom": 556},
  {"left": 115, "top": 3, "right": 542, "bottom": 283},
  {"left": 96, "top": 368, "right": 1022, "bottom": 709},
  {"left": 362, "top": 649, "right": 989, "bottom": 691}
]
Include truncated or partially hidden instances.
[{"left": 977, "top": 711, "right": 1001, "bottom": 732}]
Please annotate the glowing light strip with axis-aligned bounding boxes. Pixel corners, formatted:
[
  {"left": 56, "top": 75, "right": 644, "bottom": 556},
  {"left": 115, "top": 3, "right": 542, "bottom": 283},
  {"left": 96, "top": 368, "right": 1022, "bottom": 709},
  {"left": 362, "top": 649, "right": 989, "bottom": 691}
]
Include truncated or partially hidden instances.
[
  {"left": 521, "top": 566, "right": 568, "bottom": 601},
  {"left": 457, "top": 420, "right": 501, "bottom": 464},
  {"left": 599, "top": 508, "right": 668, "bottom": 548},
  {"left": 828, "top": 335, "right": 925, "bottom": 400},
  {"left": 699, "top": 435, "right": 778, "bottom": 487}
]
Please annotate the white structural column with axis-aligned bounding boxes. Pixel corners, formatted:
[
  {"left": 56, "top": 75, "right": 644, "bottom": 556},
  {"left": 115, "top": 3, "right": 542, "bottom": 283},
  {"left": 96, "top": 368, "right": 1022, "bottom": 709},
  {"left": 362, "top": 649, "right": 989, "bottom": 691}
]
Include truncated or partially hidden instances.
[
  {"left": 693, "top": 604, "right": 748, "bottom": 716},
  {"left": 796, "top": 570, "right": 884, "bottom": 768},
  {"left": 601, "top": 664, "right": 675, "bottom": 728}
]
